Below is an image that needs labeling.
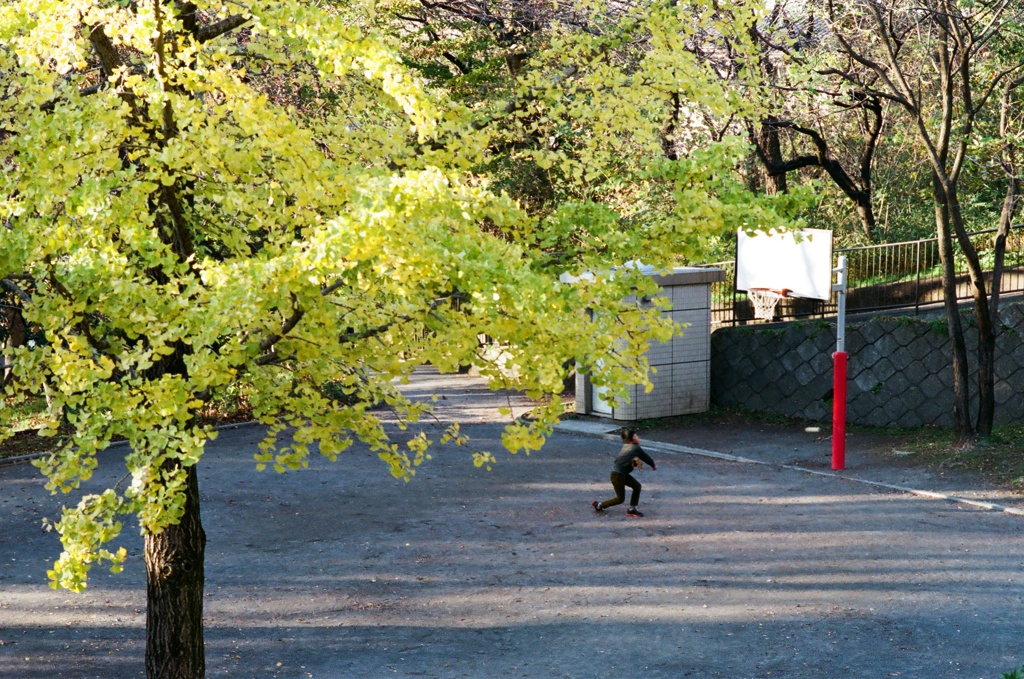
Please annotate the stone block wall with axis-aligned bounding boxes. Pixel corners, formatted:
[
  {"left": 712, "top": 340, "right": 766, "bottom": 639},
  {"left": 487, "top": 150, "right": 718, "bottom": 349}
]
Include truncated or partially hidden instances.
[{"left": 711, "top": 302, "right": 1024, "bottom": 427}]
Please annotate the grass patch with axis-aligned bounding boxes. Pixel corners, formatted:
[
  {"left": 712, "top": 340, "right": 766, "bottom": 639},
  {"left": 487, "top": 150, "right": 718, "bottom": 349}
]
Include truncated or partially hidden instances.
[
  {"left": 896, "top": 423, "right": 1024, "bottom": 491},
  {"left": 4, "top": 396, "right": 50, "bottom": 432},
  {"left": 839, "top": 420, "right": 1024, "bottom": 492},
  {"left": 0, "top": 396, "right": 69, "bottom": 460}
]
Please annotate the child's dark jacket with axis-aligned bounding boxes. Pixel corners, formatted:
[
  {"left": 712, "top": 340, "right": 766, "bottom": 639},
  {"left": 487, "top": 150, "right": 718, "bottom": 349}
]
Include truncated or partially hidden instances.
[{"left": 611, "top": 443, "right": 656, "bottom": 475}]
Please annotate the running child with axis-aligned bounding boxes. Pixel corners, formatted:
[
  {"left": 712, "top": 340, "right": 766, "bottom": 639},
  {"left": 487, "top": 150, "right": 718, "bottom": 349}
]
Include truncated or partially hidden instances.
[{"left": 593, "top": 428, "right": 656, "bottom": 517}]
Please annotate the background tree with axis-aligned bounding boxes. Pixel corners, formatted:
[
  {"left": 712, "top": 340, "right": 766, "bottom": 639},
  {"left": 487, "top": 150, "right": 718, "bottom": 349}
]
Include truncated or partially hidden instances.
[
  {"left": 377, "top": 0, "right": 1024, "bottom": 438},
  {"left": 675, "top": 0, "right": 1022, "bottom": 253},
  {"left": 819, "top": 0, "right": 1024, "bottom": 439},
  {"left": 675, "top": 0, "right": 1023, "bottom": 434},
  {"left": 667, "top": 1, "right": 889, "bottom": 241},
  {"left": 0, "top": 1, "right": 802, "bottom": 677}
]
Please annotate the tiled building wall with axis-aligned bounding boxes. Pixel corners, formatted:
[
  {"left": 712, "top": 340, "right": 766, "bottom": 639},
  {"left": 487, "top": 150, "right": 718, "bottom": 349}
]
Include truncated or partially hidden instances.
[
  {"left": 624, "top": 297, "right": 712, "bottom": 420},
  {"left": 710, "top": 303, "right": 1024, "bottom": 427},
  {"left": 577, "top": 269, "right": 723, "bottom": 420}
]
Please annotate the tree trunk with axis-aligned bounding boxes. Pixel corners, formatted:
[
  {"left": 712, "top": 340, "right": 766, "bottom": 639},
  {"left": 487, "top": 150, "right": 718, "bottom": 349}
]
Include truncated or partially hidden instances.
[
  {"left": 853, "top": 200, "right": 876, "bottom": 241},
  {"left": 1, "top": 304, "right": 26, "bottom": 388},
  {"left": 991, "top": 168, "right": 1017, "bottom": 323},
  {"left": 974, "top": 314, "right": 996, "bottom": 437},
  {"left": 946, "top": 194, "right": 997, "bottom": 437},
  {"left": 145, "top": 461, "right": 206, "bottom": 679},
  {"left": 932, "top": 175, "right": 973, "bottom": 440},
  {"left": 661, "top": 92, "right": 681, "bottom": 161},
  {"left": 993, "top": 77, "right": 1023, "bottom": 320},
  {"left": 982, "top": 80, "right": 1023, "bottom": 435},
  {"left": 756, "top": 120, "right": 787, "bottom": 195}
]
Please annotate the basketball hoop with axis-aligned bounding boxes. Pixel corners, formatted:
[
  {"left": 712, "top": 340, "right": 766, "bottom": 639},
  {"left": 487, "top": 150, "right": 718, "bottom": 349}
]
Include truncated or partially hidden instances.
[{"left": 747, "top": 288, "right": 790, "bottom": 321}]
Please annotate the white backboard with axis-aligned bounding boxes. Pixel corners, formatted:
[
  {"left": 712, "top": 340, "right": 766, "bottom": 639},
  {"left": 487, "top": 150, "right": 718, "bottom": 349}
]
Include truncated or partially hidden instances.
[{"left": 735, "top": 228, "right": 833, "bottom": 301}]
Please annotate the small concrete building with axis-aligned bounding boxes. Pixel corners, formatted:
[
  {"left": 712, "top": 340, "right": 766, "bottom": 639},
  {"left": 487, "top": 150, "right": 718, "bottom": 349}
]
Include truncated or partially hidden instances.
[{"left": 575, "top": 267, "right": 725, "bottom": 421}]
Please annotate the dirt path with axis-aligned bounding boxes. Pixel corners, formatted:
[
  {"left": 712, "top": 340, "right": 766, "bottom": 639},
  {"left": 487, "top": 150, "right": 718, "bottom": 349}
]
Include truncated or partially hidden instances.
[{"left": 2, "top": 370, "right": 1023, "bottom": 678}]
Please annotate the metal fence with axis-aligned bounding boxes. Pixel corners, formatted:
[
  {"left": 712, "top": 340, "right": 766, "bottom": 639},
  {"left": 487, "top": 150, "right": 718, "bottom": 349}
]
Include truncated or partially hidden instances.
[{"left": 701, "top": 226, "right": 1024, "bottom": 327}]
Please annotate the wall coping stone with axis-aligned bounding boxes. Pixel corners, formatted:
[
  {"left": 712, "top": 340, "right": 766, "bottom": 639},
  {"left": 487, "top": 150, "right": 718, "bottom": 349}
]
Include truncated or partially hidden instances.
[{"left": 651, "top": 267, "right": 727, "bottom": 287}]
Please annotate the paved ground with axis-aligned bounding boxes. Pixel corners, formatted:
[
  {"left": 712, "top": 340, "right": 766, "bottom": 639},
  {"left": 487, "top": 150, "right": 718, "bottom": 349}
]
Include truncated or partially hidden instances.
[{"left": 2, "top": 369, "right": 1024, "bottom": 678}]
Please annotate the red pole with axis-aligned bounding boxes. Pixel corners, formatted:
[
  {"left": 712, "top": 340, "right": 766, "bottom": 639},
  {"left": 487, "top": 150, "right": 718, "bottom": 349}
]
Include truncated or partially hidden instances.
[{"left": 832, "top": 351, "right": 847, "bottom": 470}]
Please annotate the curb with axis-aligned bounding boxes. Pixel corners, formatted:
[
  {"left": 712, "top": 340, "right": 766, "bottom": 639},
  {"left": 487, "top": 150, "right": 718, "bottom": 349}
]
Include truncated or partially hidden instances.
[{"left": 556, "top": 425, "right": 1024, "bottom": 518}]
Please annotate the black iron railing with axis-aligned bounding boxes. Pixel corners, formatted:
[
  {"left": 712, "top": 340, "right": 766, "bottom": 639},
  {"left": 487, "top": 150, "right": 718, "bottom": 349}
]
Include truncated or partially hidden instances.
[{"left": 700, "top": 226, "right": 1024, "bottom": 326}]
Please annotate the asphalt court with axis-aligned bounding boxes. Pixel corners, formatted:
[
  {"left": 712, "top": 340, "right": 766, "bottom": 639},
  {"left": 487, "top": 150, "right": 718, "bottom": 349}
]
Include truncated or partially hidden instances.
[{"left": 2, "top": 371, "right": 1023, "bottom": 678}]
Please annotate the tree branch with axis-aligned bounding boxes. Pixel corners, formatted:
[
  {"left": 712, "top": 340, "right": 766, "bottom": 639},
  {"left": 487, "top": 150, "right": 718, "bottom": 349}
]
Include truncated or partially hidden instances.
[
  {"left": 857, "top": 95, "right": 883, "bottom": 190},
  {"left": 45, "top": 267, "right": 111, "bottom": 353},
  {"left": 39, "top": 84, "right": 103, "bottom": 113},
  {"left": 970, "top": 61, "right": 1024, "bottom": 119},
  {"left": 815, "top": 69, "right": 913, "bottom": 107},
  {"left": 87, "top": 24, "right": 124, "bottom": 77},
  {"left": 442, "top": 51, "right": 471, "bottom": 76},
  {"left": 0, "top": 277, "right": 32, "bottom": 303},
  {"left": 254, "top": 350, "right": 297, "bottom": 367},
  {"left": 196, "top": 14, "right": 251, "bottom": 43},
  {"left": 258, "top": 295, "right": 304, "bottom": 354},
  {"left": 87, "top": 24, "right": 146, "bottom": 122},
  {"left": 337, "top": 293, "right": 468, "bottom": 344}
]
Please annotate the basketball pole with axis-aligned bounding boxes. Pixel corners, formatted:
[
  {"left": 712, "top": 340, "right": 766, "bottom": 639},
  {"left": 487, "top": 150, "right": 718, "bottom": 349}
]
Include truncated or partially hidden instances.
[{"left": 831, "top": 255, "right": 848, "bottom": 471}]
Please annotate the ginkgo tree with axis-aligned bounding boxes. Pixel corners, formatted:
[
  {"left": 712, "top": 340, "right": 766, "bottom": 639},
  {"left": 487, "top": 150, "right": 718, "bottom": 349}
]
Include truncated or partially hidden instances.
[{"left": 0, "top": 1, "right": 800, "bottom": 677}]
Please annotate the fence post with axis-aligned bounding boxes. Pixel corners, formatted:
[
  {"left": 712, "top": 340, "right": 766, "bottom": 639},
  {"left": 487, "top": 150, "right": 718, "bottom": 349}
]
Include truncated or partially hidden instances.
[{"left": 915, "top": 240, "right": 922, "bottom": 315}]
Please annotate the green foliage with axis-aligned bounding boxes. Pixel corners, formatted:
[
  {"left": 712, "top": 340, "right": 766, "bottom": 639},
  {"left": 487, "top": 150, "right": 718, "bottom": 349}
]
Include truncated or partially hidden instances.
[{"left": 0, "top": 0, "right": 804, "bottom": 592}]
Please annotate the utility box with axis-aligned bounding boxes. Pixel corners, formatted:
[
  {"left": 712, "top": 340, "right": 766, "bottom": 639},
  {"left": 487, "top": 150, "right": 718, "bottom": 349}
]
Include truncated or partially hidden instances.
[{"left": 575, "top": 267, "right": 725, "bottom": 420}]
